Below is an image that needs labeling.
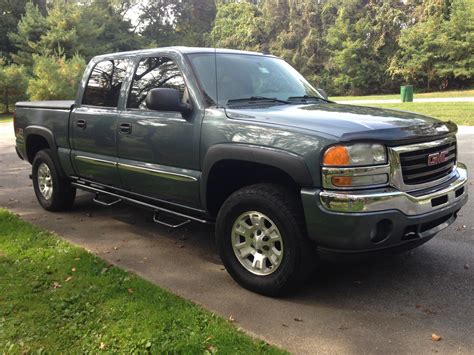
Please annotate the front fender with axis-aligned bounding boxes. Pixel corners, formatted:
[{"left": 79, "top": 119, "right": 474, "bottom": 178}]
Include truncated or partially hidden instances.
[{"left": 200, "top": 143, "right": 313, "bottom": 209}]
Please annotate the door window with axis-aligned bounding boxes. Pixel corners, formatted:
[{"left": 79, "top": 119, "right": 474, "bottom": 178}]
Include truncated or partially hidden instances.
[
  {"left": 82, "top": 59, "right": 128, "bottom": 107},
  {"left": 127, "top": 57, "right": 186, "bottom": 109}
]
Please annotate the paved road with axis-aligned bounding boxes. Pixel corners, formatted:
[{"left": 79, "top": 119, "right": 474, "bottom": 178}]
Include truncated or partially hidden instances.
[
  {"left": 336, "top": 97, "right": 474, "bottom": 104},
  {"left": 1, "top": 122, "right": 473, "bottom": 354}
]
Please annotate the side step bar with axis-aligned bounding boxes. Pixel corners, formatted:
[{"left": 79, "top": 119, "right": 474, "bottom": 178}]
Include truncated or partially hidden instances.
[
  {"left": 93, "top": 193, "right": 122, "bottom": 207},
  {"left": 71, "top": 181, "right": 211, "bottom": 226}
]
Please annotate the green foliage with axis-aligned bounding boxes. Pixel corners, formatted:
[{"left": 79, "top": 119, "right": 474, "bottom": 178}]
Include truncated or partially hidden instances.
[
  {"left": 0, "top": 62, "right": 28, "bottom": 112},
  {"left": 9, "top": 0, "right": 142, "bottom": 66},
  {"left": 389, "top": 0, "right": 474, "bottom": 90},
  {"left": 0, "top": 209, "right": 284, "bottom": 353},
  {"left": 208, "top": 1, "right": 262, "bottom": 50},
  {"left": 1, "top": 0, "right": 473, "bottom": 98},
  {"left": 8, "top": 2, "right": 49, "bottom": 67},
  {"left": 28, "top": 54, "right": 86, "bottom": 100}
]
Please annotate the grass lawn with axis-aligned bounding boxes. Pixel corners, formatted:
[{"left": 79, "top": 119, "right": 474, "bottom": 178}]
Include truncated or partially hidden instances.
[
  {"left": 361, "top": 102, "right": 474, "bottom": 126},
  {"left": 330, "top": 89, "right": 474, "bottom": 101},
  {"left": 0, "top": 115, "right": 13, "bottom": 123},
  {"left": 0, "top": 209, "right": 284, "bottom": 354}
]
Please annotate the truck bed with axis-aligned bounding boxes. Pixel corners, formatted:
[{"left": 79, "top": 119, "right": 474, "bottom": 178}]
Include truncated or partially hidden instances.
[{"left": 14, "top": 101, "right": 75, "bottom": 156}]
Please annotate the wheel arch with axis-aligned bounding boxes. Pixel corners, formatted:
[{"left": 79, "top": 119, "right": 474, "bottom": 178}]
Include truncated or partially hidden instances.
[
  {"left": 24, "top": 126, "right": 64, "bottom": 177},
  {"left": 201, "top": 144, "right": 313, "bottom": 216}
]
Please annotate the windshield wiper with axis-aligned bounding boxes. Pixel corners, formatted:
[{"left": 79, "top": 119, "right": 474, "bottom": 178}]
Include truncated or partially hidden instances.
[
  {"left": 287, "top": 95, "right": 330, "bottom": 103},
  {"left": 226, "top": 96, "right": 290, "bottom": 105}
]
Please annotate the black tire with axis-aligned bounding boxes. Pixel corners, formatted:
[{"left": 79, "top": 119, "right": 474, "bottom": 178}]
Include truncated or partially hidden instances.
[
  {"left": 32, "top": 149, "right": 76, "bottom": 211},
  {"left": 216, "top": 183, "right": 316, "bottom": 296}
]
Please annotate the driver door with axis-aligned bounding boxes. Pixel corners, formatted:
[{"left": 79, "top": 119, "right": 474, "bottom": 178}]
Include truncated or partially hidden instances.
[{"left": 116, "top": 55, "right": 202, "bottom": 207}]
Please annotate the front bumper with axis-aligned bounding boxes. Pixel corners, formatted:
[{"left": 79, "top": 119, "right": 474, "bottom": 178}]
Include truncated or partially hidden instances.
[{"left": 301, "top": 163, "right": 468, "bottom": 253}]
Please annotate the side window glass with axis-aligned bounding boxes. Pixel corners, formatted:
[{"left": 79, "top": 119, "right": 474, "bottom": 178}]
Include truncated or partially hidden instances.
[
  {"left": 82, "top": 59, "right": 128, "bottom": 107},
  {"left": 127, "top": 57, "right": 186, "bottom": 109}
]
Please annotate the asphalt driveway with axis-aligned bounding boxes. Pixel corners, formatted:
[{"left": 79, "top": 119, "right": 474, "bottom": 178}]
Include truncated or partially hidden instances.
[{"left": 1, "top": 121, "right": 473, "bottom": 354}]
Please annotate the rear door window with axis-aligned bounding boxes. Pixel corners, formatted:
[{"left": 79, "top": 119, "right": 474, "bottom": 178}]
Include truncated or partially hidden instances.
[{"left": 82, "top": 59, "right": 128, "bottom": 107}]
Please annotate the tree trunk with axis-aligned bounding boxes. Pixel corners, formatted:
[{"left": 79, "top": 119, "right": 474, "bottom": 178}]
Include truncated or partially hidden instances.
[{"left": 4, "top": 88, "right": 9, "bottom": 114}]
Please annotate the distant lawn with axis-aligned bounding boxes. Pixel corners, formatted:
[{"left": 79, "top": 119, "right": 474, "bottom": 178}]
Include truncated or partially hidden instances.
[
  {"left": 361, "top": 102, "right": 474, "bottom": 126},
  {"left": 0, "top": 209, "right": 283, "bottom": 354},
  {"left": 0, "top": 115, "right": 13, "bottom": 123},
  {"left": 331, "top": 89, "right": 474, "bottom": 101}
]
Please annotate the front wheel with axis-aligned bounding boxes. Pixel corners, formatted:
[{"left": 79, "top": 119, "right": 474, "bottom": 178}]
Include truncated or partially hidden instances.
[
  {"left": 32, "top": 149, "right": 76, "bottom": 211},
  {"left": 216, "top": 183, "right": 315, "bottom": 296}
]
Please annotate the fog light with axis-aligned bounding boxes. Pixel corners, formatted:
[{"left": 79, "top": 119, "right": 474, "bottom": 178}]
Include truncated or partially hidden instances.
[{"left": 370, "top": 219, "right": 393, "bottom": 243}]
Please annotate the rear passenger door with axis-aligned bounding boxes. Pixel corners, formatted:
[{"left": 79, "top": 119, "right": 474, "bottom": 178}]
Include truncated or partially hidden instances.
[
  {"left": 116, "top": 55, "right": 203, "bottom": 208},
  {"left": 71, "top": 58, "right": 129, "bottom": 186}
]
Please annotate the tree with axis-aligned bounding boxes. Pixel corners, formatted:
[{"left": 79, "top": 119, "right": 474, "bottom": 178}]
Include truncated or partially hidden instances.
[
  {"left": 139, "top": 0, "right": 182, "bottom": 47},
  {"left": 0, "top": 62, "right": 29, "bottom": 113},
  {"left": 9, "top": 0, "right": 143, "bottom": 66},
  {"left": 28, "top": 54, "right": 86, "bottom": 100},
  {"left": 388, "top": 0, "right": 473, "bottom": 90},
  {"left": 208, "top": 1, "right": 263, "bottom": 50},
  {"left": 0, "top": 0, "right": 47, "bottom": 59},
  {"left": 176, "top": 0, "right": 216, "bottom": 46},
  {"left": 324, "top": 0, "right": 405, "bottom": 95},
  {"left": 8, "top": 2, "right": 49, "bottom": 67}
]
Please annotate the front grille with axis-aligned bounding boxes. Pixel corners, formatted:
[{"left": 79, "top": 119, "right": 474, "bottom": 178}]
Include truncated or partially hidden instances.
[{"left": 400, "top": 140, "right": 456, "bottom": 185}]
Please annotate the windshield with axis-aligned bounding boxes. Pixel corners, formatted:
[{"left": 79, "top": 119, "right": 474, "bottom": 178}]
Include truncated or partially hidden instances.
[{"left": 187, "top": 53, "right": 322, "bottom": 107}]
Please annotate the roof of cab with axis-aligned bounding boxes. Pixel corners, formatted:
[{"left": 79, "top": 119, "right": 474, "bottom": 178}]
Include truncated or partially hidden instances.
[{"left": 92, "top": 46, "right": 276, "bottom": 60}]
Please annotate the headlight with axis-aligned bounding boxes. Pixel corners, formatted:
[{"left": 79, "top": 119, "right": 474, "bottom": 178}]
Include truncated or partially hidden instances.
[
  {"left": 322, "top": 143, "right": 387, "bottom": 166},
  {"left": 322, "top": 143, "right": 389, "bottom": 189}
]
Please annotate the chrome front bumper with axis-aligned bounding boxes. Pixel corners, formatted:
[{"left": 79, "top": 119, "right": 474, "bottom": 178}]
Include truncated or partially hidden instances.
[{"left": 320, "top": 162, "right": 468, "bottom": 216}]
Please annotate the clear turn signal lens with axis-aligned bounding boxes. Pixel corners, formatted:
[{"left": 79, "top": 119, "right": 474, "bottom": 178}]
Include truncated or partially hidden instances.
[{"left": 331, "top": 174, "right": 388, "bottom": 187}]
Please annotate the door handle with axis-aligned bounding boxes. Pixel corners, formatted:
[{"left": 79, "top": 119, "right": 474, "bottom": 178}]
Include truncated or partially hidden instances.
[
  {"left": 76, "top": 119, "right": 87, "bottom": 129},
  {"left": 119, "top": 123, "right": 132, "bottom": 134}
]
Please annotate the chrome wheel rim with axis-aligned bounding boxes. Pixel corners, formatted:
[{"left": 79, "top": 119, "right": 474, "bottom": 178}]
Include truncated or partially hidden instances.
[
  {"left": 37, "top": 163, "right": 53, "bottom": 200},
  {"left": 231, "top": 211, "right": 284, "bottom": 276}
]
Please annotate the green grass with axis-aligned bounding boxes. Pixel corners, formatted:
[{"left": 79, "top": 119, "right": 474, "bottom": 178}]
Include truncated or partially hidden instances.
[
  {"left": 361, "top": 102, "right": 474, "bottom": 126},
  {"left": 330, "top": 89, "right": 474, "bottom": 101},
  {"left": 0, "top": 115, "right": 13, "bottom": 123},
  {"left": 0, "top": 209, "right": 284, "bottom": 354}
]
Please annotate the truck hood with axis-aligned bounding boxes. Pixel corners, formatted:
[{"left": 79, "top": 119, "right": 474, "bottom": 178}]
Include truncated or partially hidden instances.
[{"left": 225, "top": 103, "right": 457, "bottom": 144}]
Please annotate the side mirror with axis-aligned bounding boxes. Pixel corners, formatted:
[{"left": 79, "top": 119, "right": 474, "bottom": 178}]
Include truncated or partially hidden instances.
[
  {"left": 146, "top": 88, "right": 192, "bottom": 114},
  {"left": 317, "top": 88, "right": 328, "bottom": 100}
]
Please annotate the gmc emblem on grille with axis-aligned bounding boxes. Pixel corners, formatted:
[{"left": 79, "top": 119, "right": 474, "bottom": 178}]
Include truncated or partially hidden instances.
[{"left": 427, "top": 150, "right": 449, "bottom": 166}]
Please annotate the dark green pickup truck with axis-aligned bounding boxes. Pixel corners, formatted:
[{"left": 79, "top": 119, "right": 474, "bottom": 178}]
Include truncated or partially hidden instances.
[{"left": 14, "top": 47, "right": 468, "bottom": 295}]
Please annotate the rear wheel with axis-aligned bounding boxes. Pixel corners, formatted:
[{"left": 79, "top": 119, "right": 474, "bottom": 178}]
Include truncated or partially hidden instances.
[
  {"left": 216, "top": 183, "right": 315, "bottom": 296},
  {"left": 32, "top": 149, "right": 76, "bottom": 211}
]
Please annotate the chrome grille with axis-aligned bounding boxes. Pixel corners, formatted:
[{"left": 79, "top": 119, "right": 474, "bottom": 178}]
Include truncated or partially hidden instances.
[{"left": 399, "top": 140, "right": 456, "bottom": 185}]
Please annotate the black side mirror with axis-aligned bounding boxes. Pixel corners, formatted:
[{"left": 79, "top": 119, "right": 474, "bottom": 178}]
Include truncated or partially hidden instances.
[
  {"left": 146, "top": 88, "right": 192, "bottom": 114},
  {"left": 317, "top": 88, "right": 328, "bottom": 100}
]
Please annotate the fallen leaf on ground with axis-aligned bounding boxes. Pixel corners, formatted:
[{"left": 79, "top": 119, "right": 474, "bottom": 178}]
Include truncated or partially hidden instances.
[
  {"left": 282, "top": 324, "right": 289, "bottom": 327},
  {"left": 52, "top": 282, "right": 61, "bottom": 289},
  {"left": 228, "top": 315, "right": 235, "bottom": 322},
  {"left": 99, "top": 342, "right": 106, "bottom": 350},
  {"left": 294, "top": 317, "right": 303, "bottom": 322},
  {"left": 65, "top": 276, "right": 73, "bottom": 282},
  {"left": 71, "top": 267, "right": 76, "bottom": 272},
  {"left": 74, "top": 257, "right": 80, "bottom": 261},
  {"left": 431, "top": 333, "right": 442, "bottom": 341},
  {"left": 113, "top": 246, "right": 119, "bottom": 250},
  {"left": 128, "top": 288, "right": 134, "bottom": 294}
]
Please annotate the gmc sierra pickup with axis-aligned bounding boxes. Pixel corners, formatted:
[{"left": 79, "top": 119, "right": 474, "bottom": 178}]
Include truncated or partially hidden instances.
[{"left": 14, "top": 47, "right": 468, "bottom": 295}]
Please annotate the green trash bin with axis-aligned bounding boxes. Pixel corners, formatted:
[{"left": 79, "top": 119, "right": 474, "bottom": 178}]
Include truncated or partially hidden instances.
[{"left": 401, "top": 85, "right": 413, "bottom": 102}]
